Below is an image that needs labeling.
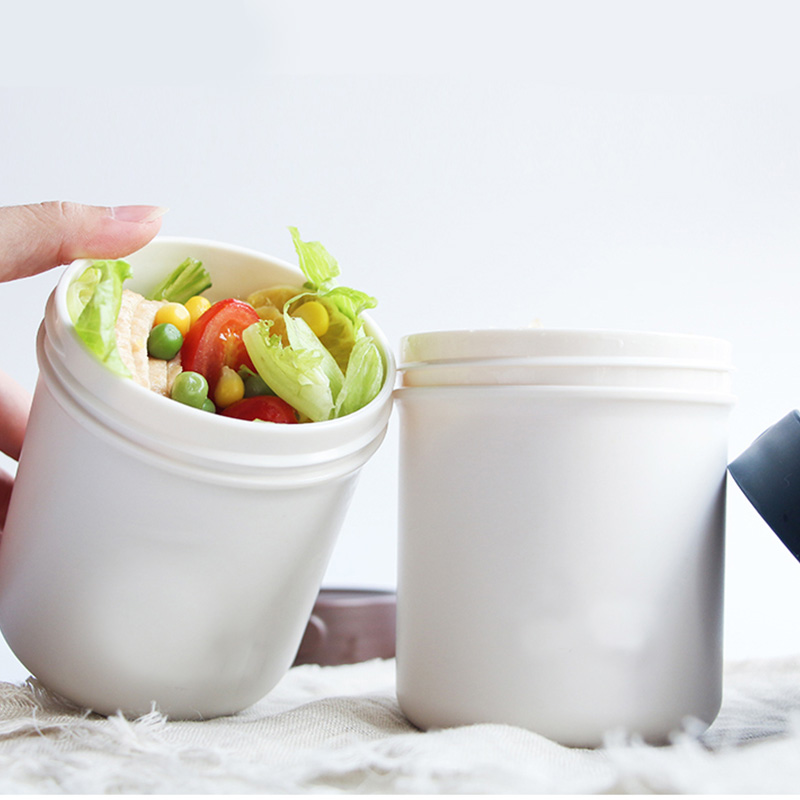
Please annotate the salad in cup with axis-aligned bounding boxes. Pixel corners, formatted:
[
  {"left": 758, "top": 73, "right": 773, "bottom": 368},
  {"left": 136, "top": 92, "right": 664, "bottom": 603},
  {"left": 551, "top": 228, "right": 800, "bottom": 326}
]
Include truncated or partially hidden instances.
[{"left": 66, "top": 228, "right": 385, "bottom": 423}]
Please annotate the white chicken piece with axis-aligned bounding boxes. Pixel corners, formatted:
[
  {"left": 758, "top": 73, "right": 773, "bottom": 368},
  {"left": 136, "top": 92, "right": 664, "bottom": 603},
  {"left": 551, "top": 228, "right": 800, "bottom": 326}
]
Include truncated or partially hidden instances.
[{"left": 115, "top": 289, "right": 182, "bottom": 395}]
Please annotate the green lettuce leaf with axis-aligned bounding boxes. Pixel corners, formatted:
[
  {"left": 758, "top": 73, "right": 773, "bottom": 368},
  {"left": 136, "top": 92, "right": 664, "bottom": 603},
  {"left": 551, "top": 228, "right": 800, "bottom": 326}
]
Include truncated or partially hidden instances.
[
  {"left": 289, "top": 226, "right": 339, "bottom": 290},
  {"left": 333, "top": 336, "right": 384, "bottom": 418},
  {"left": 66, "top": 264, "right": 101, "bottom": 322},
  {"left": 287, "top": 227, "right": 378, "bottom": 374},
  {"left": 322, "top": 286, "right": 377, "bottom": 339},
  {"left": 69, "top": 260, "right": 132, "bottom": 377},
  {"left": 242, "top": 320, "right": 336, "bottom": 422},
  {"left": 146, "top": 257, "right": 211, "bottom": 303},
  {"left": 288, "top": 228, "right": 376, "bottom": 319},
  {"left": 258, "top": 226, "right": 385, "bottom": 418},
  {"left": 284, "top": 313, "right": 345, "bottom": 401}
]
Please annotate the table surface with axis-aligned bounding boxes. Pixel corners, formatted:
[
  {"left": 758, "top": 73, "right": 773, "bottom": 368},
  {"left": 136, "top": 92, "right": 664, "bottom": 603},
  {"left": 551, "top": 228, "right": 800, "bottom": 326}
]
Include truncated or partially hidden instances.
[{"left": 0, "top": 656, "right": 797, "bottom": 793}]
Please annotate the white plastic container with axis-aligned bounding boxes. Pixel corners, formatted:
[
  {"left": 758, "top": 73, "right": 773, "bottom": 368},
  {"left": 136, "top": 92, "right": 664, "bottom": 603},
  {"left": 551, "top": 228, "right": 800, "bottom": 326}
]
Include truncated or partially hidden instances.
[
  {"left": 395, "top": 329, "right": 733, "bottom": 747},
  {"left": 0, "top": 237, "right": 394, "bottom": 719}
]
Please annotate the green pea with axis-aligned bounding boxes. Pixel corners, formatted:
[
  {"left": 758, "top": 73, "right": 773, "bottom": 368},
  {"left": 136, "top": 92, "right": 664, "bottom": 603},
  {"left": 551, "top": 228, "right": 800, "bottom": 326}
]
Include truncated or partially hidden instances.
[
  {"left": 201, "top": 398, "right": 216, "bottom": 413},
  {"left": 171, "top": 371, "right": 209, "bottom": 409},
  {"left": 148, "top": 323, "right": 183, "bottom": 360},
  {"left": 242, "top": 371, "right": 273, "bottom": 397}
]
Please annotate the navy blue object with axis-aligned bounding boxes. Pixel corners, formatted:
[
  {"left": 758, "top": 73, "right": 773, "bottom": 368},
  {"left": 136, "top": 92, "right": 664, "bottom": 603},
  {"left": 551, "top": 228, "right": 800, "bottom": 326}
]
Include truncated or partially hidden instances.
[{"left": 729, "top": 410, "right": 800, "bottom": 563}]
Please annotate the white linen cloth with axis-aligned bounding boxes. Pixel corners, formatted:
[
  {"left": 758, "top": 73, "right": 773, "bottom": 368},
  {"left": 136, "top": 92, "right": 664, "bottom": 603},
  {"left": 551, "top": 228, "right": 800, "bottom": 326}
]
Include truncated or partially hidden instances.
[{"left": 0, "top": 656, "right": 797, "bottom": 793}]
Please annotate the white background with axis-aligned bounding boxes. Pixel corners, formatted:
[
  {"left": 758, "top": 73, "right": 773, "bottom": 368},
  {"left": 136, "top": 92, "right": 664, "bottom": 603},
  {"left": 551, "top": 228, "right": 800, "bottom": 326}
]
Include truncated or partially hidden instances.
[{"left": 1, "top": 0, "right": 800, "bottom": 681}]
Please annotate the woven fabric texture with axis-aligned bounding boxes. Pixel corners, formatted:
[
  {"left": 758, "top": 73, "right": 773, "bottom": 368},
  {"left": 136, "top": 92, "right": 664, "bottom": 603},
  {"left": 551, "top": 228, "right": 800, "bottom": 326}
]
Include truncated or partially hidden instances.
[{"left": 0, "top": 657, "right": 797, "bottom": 793}]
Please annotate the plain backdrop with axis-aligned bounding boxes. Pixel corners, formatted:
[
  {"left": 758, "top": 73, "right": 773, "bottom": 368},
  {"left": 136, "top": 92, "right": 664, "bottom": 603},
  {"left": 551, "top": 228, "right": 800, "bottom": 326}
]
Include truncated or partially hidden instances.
[{"left": 1, "top": 0, "right": 800, "bottom": 682}]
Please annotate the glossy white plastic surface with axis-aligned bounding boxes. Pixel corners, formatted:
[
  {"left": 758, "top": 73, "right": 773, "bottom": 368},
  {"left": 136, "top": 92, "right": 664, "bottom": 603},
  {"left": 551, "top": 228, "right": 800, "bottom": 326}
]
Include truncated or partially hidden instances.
[
  {"left": 0, "top": 238, "right": 395, "bottom": 719},
  {"left": 395, "top": 329, "right": 733, "bottom": 747}
]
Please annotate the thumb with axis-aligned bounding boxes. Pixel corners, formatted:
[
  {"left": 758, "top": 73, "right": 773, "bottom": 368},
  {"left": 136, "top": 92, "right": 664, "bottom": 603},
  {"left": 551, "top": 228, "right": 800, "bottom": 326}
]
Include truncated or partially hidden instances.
[{"left": 0, "top": 201, "right": 167, "bottom": 283}]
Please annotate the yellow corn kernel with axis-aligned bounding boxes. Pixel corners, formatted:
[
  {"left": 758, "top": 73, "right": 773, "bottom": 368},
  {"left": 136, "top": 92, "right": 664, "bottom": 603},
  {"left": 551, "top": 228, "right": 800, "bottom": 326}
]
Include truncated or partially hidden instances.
[
  {"left": 292, "top": 300, "right": 329, "bottom": 337},
  {"left": 185, "top": 295, "right": 211, "bottom": 325},
  {"left": 154, "top": 302, "right": 192, "bottom": 337},
  {"left": 214, "top": 365, "right": 245, "bottom": 409}
]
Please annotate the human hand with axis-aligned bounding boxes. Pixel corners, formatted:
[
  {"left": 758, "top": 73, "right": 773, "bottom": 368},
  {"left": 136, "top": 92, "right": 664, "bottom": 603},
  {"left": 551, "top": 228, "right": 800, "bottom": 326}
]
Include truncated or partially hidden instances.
[{"left": 0, "top": 201, "right": 166, "bottom": 527}]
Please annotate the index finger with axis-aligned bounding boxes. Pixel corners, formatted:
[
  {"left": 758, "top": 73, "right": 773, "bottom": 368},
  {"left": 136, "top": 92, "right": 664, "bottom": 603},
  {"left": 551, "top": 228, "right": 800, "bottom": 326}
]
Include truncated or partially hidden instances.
[{"left": 0, "top": 201, "right": 166, "bottom": 283}]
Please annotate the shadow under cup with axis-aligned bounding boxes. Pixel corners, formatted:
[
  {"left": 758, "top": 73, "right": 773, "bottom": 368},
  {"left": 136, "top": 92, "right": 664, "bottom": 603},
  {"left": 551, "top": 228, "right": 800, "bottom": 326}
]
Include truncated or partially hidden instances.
[{"left": 0, "top": 237, "right": 395, "bottom": 719}]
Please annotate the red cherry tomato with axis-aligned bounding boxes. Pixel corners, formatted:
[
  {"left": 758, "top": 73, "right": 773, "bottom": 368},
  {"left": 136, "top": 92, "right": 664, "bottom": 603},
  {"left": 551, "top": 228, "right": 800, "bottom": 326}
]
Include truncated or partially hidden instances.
[
  {"left": 220, "top": 395, "right": 298, "bottom": 424},
  {"left": 180, "top": 299, "right": 259, "bottom": 394}
]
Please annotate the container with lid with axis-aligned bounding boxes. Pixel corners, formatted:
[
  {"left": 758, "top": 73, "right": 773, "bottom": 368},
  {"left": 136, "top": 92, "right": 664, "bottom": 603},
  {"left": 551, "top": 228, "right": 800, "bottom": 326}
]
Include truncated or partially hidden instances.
[
  {"left": 0, "top": 237, "right": 395, "bottom": 719},
  {"left": 394, "top": 328, "right": 734, "bottom": 747}
]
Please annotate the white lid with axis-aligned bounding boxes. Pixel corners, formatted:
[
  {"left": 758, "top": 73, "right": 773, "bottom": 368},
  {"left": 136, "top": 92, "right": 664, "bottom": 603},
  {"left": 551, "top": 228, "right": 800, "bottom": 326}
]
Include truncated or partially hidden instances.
[
  {"left": 400, "top": 328, "right": 732, "bottom": 367},
  {"left": 397, "top": 328, "right": 733, "bottom": 395}
]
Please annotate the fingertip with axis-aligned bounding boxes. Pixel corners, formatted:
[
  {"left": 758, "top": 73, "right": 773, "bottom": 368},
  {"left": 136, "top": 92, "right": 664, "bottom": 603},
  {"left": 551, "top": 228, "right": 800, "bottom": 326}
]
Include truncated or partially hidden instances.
[
  {"left": 108, "top": 205, "right": 169, "bottom": 224},
  {"left": 79, "top": 210, "right": 165, "bottom": 260},
  {"left": 0, "top": 202, "right": 169, "bottom": 281}
]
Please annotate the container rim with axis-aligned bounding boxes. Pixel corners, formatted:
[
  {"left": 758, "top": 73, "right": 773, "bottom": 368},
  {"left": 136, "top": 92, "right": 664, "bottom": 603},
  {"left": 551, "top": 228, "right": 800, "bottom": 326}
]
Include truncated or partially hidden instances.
[
  {"left": 399, "top": 355, "right": 734, "bottom": 372},
  {"left": 44, "top": 235, "right": 396, "bottom": 472},
  {"left": 399, "top": 327, "right": 732, "bottom": 367},
  {"left": 393, "top": 384, "right": 736, "bottom": 406}
]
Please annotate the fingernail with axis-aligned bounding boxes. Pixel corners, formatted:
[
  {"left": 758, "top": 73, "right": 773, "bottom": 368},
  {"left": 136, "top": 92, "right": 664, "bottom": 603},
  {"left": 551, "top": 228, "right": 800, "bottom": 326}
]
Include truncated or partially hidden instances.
[{"left": 108, "top": 205, "right": 168, "bottom": 224}]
